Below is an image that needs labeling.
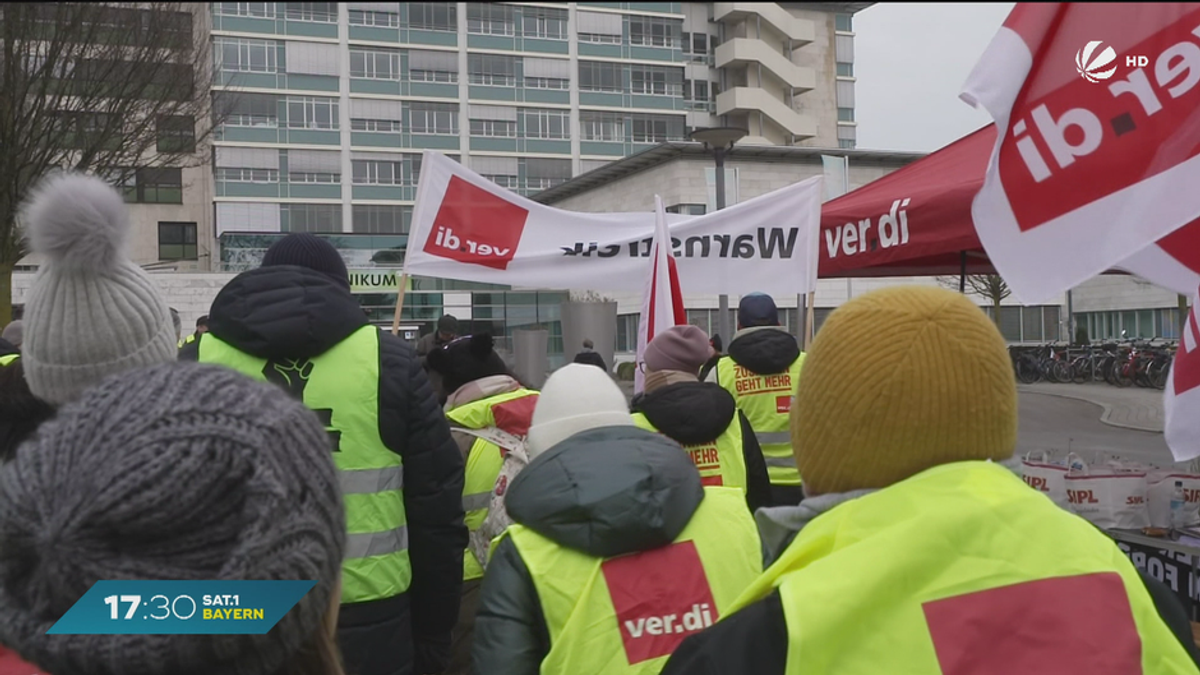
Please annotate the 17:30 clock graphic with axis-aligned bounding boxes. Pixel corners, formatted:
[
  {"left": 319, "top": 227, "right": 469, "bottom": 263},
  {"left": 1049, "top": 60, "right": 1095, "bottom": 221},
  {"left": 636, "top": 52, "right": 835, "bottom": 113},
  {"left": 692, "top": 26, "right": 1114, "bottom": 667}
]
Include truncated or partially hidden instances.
[
  {"left": 49, "top": 581, "right": 317, "bottom": 635},
  {"left": 104, "top": 594, "right": 200, "bottom": 621}
]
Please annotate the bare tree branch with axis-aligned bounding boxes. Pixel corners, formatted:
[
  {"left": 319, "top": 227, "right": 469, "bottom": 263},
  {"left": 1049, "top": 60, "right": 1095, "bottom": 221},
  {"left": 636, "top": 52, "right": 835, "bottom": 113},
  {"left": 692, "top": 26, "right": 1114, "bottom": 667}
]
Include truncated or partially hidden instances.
[
  {"left": 0, "top": 2, "right": 218, "bottom": 324},
  {"left": 936, "top": 274, "right": 1012, "bottom": 328}
]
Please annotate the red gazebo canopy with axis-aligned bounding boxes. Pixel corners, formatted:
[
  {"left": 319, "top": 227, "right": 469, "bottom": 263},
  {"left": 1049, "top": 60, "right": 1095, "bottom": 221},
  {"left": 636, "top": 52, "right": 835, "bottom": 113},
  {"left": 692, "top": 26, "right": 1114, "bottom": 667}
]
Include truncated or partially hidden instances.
[{"left": 818, "top": 125, "right": 996, "bottom": 278}]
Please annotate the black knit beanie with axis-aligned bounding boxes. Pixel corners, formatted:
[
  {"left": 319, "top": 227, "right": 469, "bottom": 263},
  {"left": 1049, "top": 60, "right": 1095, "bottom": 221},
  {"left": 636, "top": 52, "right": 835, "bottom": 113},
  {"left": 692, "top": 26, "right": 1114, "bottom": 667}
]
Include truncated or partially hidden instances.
[{"left": 263, "top": 233, "right": 350, "bottom": 289}]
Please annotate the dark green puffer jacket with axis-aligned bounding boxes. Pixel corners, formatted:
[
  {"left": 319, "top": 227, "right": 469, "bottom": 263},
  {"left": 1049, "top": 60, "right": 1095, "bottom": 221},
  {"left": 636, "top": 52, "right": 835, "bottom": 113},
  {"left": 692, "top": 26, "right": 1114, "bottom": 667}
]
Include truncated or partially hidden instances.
[{"left": 471, "top": 425, "right": 704, "bottom": 675}]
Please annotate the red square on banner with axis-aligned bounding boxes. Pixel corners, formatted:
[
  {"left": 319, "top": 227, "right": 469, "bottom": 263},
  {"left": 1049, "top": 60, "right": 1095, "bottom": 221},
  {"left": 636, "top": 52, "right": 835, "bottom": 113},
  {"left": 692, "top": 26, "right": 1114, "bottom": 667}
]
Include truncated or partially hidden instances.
[
  {"left": 601, "top": 541, "right": 717, "bottom": 665},
  {"left": 923, "top": 573, "right": 1141, "bottom": 675},
  {"left": 423, "top": 176, "right": 528, "bottom": 270},
  {"left": 776, "top": 396, "right": 791, "bottom": 414}
]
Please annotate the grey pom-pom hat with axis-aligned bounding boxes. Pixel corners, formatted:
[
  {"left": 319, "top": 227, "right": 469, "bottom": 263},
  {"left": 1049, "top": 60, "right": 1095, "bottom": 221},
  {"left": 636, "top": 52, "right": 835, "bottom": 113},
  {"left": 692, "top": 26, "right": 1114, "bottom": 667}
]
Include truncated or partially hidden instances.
[{"left": 0, "top": 362, "right": 346, "bottom": 675}]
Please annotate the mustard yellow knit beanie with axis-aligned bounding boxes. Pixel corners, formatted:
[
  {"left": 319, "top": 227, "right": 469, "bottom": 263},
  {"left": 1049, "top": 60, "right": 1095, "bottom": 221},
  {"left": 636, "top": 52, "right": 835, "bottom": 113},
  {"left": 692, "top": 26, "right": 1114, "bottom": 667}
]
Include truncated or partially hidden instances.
[{"left": 791, "top": 285, "right": 1017, "bottom": 496}]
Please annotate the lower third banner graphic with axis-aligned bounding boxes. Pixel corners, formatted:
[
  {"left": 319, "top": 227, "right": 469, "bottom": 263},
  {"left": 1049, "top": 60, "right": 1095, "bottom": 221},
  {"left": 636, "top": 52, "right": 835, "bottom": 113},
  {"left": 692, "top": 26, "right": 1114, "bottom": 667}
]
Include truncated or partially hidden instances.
[{"left": 47, "top": 580, "right": 316, "bottom": 635}]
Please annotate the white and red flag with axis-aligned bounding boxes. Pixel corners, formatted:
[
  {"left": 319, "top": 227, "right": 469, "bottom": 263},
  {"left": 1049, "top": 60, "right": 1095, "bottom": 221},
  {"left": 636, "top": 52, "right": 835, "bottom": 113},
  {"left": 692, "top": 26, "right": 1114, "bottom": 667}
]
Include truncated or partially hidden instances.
[
  {"left": 634, "top": 196, "right": 687, "bottom": 395},
  {"left": 961, "top": 2, "right": 1200, "bottom": 305},
  {"left": 962, "top": 2, "right": 1200, "bottom": 460}
]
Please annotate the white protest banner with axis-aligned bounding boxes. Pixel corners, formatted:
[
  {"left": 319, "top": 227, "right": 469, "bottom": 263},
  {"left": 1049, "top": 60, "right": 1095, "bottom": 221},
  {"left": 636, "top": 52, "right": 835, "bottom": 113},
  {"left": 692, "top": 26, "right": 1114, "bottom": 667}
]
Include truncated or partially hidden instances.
[
  {"left": 404, "top": 151, "right": 823, "bottom": 295},
  {"left": 634, "top": 196, "right": 687, "bottom": 395},
  {"left": 960, "top": 3, "right": 1200, "bottom": 305}
]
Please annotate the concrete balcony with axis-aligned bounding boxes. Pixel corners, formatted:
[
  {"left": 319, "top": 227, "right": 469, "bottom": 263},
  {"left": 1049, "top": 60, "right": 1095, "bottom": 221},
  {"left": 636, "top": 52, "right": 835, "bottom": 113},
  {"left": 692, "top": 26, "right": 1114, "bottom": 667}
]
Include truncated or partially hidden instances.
[
  {"left": 716, "top": 87, "right": 816, "bottom": 139},
  {"left": 715, "top": 38, "right": 816, "bottom": 92},
  {"left": 713, "top": 3, "right": 815, "bottom": 45}
]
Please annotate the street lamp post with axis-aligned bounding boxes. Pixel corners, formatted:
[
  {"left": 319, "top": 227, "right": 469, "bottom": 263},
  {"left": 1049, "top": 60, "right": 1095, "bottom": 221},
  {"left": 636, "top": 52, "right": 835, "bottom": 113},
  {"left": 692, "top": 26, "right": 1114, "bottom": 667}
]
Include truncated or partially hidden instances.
[{"left": 689, "top": 126, "right": 748, "bottom": 349}]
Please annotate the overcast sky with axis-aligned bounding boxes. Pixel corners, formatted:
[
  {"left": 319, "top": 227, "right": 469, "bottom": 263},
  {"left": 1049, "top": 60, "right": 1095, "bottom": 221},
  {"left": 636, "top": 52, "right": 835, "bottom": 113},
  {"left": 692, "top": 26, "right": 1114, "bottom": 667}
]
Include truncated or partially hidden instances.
[{"left": 853, "top": 2, "right": 1015, "bottom": 153}]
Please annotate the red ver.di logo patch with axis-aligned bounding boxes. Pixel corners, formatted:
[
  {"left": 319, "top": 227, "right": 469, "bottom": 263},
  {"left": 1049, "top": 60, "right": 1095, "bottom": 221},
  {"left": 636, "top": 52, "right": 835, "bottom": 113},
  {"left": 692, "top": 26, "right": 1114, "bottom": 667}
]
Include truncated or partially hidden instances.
[
  {"left": 601, "top": 540, "right": 717, "bottom": 664},
  {"left": 424, "top": 176, "right": 529, "bottom": 270}
]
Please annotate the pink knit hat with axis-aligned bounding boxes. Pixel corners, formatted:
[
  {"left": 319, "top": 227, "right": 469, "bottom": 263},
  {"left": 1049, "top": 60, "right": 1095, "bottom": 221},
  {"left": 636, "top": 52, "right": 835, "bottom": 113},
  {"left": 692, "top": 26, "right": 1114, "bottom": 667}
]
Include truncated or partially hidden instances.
[{"left": 644, "top": 325, "right": 713, "bottom": 374}]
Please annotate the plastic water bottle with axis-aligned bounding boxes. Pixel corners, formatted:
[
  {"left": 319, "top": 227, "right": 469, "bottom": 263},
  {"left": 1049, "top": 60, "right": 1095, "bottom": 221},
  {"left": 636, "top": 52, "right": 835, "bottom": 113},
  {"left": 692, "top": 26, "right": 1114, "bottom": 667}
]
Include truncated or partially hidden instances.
[{"left": 1171, "top": 481, "right": 1186, "bottom": 530}]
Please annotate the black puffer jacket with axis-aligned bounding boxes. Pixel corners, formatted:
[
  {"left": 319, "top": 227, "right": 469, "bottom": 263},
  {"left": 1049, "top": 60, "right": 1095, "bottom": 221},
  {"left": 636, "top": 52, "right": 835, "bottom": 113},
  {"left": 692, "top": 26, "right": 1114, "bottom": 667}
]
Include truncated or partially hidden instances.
[
  {"left": 632, "top": 381, "right": 771, "bottom": 512},
  {"left": 472, "top": 426, "right": 705, "bottom": 675},
  {"left": 180, "top": 265, "right": 467, "bottom": 675}
]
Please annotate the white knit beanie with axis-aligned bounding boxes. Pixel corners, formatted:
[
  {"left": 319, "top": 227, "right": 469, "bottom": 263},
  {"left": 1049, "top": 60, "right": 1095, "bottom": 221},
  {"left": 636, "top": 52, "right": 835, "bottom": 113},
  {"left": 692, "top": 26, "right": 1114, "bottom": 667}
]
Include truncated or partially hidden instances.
[
  {"left": 526, "top": 363, "right": 634, "bottom": 459},
  {"left": 21, "top": 173, "right": 177, "bottom": 405}
]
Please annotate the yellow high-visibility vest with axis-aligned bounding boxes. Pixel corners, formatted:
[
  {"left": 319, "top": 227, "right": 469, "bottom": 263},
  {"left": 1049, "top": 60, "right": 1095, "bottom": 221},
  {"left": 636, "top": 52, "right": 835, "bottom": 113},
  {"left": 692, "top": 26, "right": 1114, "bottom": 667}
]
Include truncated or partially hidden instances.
[
  {"left": 716, "top": 353, "right": 804, "bottom": 486},
  {"left": 731, "top": 461, "right": 1199, "bottom": 673},
  {"left": 0, "top": 354, "right": 17, "bottom": 367},
  {"left": 447, "top": 388, "right": 538, "bottom": 581},
  {"left": 199, "top": 326, "right": 410, "bottom": 605},
  {"left": 630, "top": 412, "right": 747, "bottom": 493},
  {"left": 505, "top": 487, "right": 761, "bottom": 674}
]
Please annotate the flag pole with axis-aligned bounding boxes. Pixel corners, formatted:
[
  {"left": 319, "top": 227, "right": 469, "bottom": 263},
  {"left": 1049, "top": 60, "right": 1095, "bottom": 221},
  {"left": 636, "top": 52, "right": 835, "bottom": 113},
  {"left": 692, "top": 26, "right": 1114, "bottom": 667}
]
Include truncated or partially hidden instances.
[
  {"left": 804, "top": 290, "right": 816, "bottom": 351},
  {"left": 391, "top": 272, "right": 409, "bottom": 337}
]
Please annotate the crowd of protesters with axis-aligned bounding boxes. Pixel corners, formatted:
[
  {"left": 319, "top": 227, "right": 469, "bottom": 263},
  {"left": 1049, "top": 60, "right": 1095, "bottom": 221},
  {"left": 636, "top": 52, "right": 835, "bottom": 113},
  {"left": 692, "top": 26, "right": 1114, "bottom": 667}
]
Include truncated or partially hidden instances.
[{"left": 0, "top": 172, "right": 1197, "bottom": 675}]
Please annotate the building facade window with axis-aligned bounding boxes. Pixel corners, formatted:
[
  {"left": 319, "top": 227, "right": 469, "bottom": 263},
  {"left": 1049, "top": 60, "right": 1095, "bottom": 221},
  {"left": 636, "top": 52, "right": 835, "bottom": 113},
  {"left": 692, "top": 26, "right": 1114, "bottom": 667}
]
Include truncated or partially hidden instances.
[
  {"left": 351, "top": 118, "right": 401, "bottom": 132},
  {"left": 349, "top": 9, "right": 399, "bottom": 27},
  {"left": 522, "top": 108, "right": 569, "bottom": 140},
  {"left": 158, "top": 222, "right": 198, "bottom": 260},
  {"left": 835, "top": 14, "right": 853, "bottom": 32},
  {"left": 579, "top": 60, "right": 622, "bottom": 92},
  {"left": 409, "top": 2, "right": 456, "bottom": 31},
  {"left": 352, "top": 204, "right": 411, "bottom": 234},
  {"left": 215, "top": 92, "right": 278, "bottom": 127},
  {"left": 468, "top": 54, "right": 516, "bottom": 87},
  {"left": 285, "top": 97, "right": 338, "bottom": 129},
  {"left": 283, "top": 2, "right": 336, "bottom": 22},
  {"left": 216, "top": 167, "right": 279, "bottom": 182},
  {"left": 835, "top": 35, "right": 854, "bottom": 63},
  {"left": 467, "top": 3, "right": 515, "bottom": 36},
  {"left": 216, "top": 3, "right": 275, "bottom": 18},
  {"left": 628, "top": 16, "right": 680, "bottom": 48},
  {"left": 630, "top": 65, "right": 683, "bottom": 96},
  {"left": 352, "top": 159, "right": 403, "bottom": 185},
  {"left": 408, "top": 49, "right": 458, "bottom": 83},
  {"left": 838, "top": 107, "right": 855, "bottom": 122},
  {"left": 577, "top": 10, "right": 623, "bottom": 44},
  {"left": 216, "top": 38, "right": 277, "bottom": 73},
  {"left": 837, "top": 124, "right": 856, "bottom": 149},
  {"left": 114, "top": 168, "right": 184, "bottom": 204},
  {"left": 580, "top": 110, "right": 624, "bottom": 141},
  {"left": 288, "top": 170, "right": 339, "bottom": 183},
  {"left": 350, "top": 49, "right": 400, "bottom": 80},
  {"left": 524, "top": 76, "right": 569, "bottom": 90},
  {"left": 837, "top": 62, "right": 854, "bottom": 77},
  {"left": 666, "top": 203, "right": 705, "bottom": 215},
  {"left": 521, "top": 6, "right": 567, "bottom": 40},
  {"left": 156, "top": 115, "right": 195, "bottom": 153},
  {"left": 630, "top": 113, "right": 683, "bottom": 143},
  {"left": 469, "top": 118, "right": 517, "bottom": 137},
  {"left": 409, "top": 102, "right": 459, "bottom": 135},
  {"left": 282, "top": 204, "right": 342, "bottom": 233},
  {"left": 524, "top": 157, "right": 571, "bottom": 191}
]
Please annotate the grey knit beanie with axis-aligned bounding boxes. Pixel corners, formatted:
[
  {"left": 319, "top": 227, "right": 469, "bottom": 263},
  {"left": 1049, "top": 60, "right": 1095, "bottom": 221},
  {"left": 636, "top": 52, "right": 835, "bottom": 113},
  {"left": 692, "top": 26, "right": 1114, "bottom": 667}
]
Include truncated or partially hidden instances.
[
  {"left": 21, "top": 172, "right": 177, "bottom": 405},
  {"left": 0, "top": 362, "right": 346, "bottom": 675}
]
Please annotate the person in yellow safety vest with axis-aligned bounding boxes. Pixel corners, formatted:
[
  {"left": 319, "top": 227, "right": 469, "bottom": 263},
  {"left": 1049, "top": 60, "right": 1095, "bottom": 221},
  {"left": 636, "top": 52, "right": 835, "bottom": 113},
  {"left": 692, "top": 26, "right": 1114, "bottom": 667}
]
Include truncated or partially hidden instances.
[
  {"left": 0, "top": 354, "right": 55, "bottom": 463},
  {"left": 630, "top": 325, "right": 771, "bottom": 512},
  {"left": 703, "top": 293, "right": 805, "bottom": 506},
  {"left": 664, "top": 286, "right": 1200, "bottom": 674},
  {"left": 178, "top": 315, "right": 208, "bottom": 350},
  {"left": 180, "top": 233, "right": 468, "bottom": 675},
  {"left": 426, "top": 332, "right": 539, "bottom": 675},
  {"left": 473, "top": 364, "right": 763, "bottom": 675}
]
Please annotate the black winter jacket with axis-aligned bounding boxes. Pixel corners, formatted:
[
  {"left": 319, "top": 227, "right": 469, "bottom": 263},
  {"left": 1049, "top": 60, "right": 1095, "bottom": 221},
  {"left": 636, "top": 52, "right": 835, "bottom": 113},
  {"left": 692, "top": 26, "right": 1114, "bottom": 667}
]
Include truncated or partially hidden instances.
[
  {"left": 571, "top": 349, "right": 608, "bottom": 372},
  {"left": 473, "top": 426, "right": 705, "bottom": 675},
  {"left": 180, "top": 265, "right": 467, "bottom": 675},
  {"left": 631, "top": 381, "right": 771, "bottom": 512},
  {"left": 699, "top": 326, "right": 801, "bottom": 383}
]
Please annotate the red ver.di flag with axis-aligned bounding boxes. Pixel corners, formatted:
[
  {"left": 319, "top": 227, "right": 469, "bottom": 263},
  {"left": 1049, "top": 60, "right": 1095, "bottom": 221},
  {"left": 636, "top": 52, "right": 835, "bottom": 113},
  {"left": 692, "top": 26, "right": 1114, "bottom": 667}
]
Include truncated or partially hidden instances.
[
  {"left": 961, "top": 3, "right": 1200, "bottom": 304},
  {"left": 634, "top": 196, "right": 687, "bottom": 395}
]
